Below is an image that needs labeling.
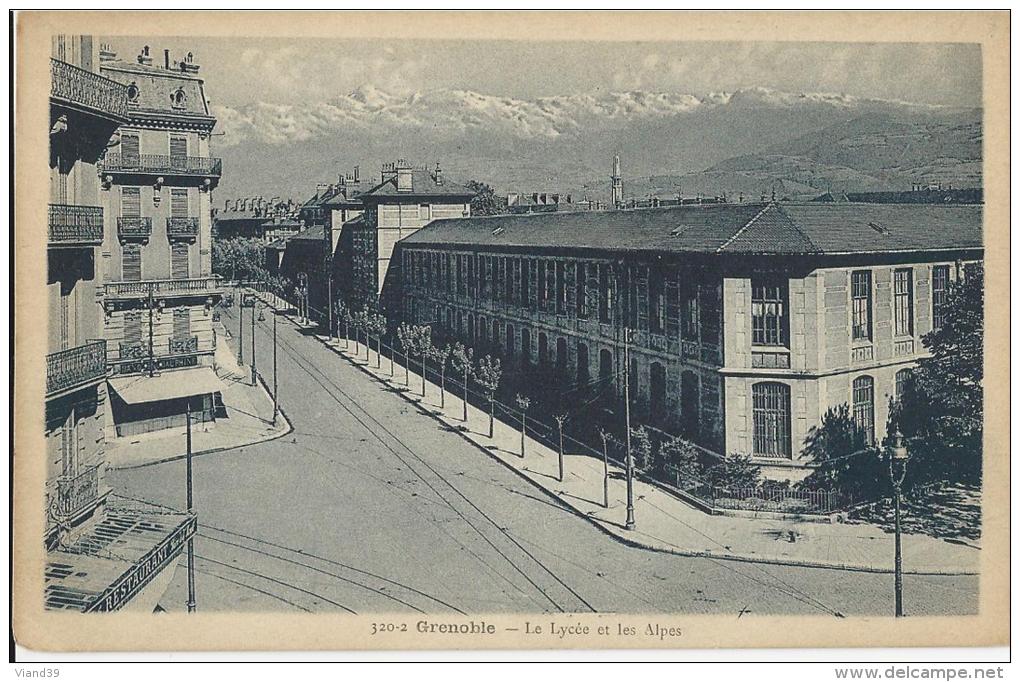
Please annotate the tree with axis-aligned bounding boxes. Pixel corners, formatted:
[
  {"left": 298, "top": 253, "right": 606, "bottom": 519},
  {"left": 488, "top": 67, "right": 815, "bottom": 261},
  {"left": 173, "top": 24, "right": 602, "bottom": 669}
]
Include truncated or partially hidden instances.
[
  {"left": 212, "top": 237, "right": 266, "bottom": 283},
  {"left": 629, "top": 426, "right": 653, "bottom": 473},
  {"left": 465, "top": 180, "right": 507, "bottom": 216},
  {"left": 451, "top": 343, "right": 475, "bottom": 422},
  {"left": 659, "top": 435, "right": 704, "bottom": 488},
  {"left": 474, "top": 355, "right": 502, "bottom": 438},
  {"left": 555, "top": 414, "right": 569, "bottom": 481},
  {"left": 894, "top": 264, "right": 984, "bottom": 485},
  {"left": 799, "top": 404, "right": 883, "bottom": 501},
  {"left": 366, "top": 313, "right": 388, "bottom": 369},
  {"left": 706, "top": 453, "right": 762, "bottom": 490},
  {"left": 515, "top": 395, "right": 531, "bottom": 457},
  {"left": 430, "top": 343, "right": 453, "bottom": 409}
]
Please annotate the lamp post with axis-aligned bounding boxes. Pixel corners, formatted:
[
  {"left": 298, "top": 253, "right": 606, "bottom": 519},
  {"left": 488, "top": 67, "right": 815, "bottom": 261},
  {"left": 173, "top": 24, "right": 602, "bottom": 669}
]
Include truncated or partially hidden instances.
[
  {"left": 888, "top": 430, "right": 910, "bottom": 618},
  {"left": 238, "top": 294, "right": 244, "bottom": 366},
  {"left": 623, "top": 327, "right": 635, "bottom": 531},
  {"left": 270, "top": 308, "right": 278, "bottom": 426},
  {"left": 185, "top": 397, "right": 196, "bottom": 613},
  {"left": 250, "top": 300, "right": 258, "bottom": 386}
]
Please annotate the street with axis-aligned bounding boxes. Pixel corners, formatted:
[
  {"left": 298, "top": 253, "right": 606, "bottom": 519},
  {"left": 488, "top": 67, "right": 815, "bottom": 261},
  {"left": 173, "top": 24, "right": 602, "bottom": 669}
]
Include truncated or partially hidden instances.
[{"left": 107, "top": 305, "right": 978, "bottom": 617}]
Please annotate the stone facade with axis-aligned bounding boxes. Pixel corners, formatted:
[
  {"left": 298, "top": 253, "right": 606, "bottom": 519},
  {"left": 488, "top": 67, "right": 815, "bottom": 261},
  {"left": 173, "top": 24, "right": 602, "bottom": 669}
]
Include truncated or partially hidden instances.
[
  {"left": 97, "top": 44, "right": 223, "bottom": 436},
  {"left": 394, "top": 203, "right": 982, "bottom": 479}
]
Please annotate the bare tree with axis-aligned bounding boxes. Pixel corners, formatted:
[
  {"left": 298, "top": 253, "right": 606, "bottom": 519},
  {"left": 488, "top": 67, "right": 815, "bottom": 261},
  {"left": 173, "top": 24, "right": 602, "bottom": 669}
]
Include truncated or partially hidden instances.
[
  {"left": 555, "top": 414, "right": 568, "bottom": 482},
  {"left": 430, "top": 343, "right": 453, "bottom": 409}
]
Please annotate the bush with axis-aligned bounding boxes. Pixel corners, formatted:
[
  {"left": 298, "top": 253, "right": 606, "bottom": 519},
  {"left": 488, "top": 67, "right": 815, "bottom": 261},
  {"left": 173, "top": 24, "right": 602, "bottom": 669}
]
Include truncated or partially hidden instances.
[
  {"left": 707, "top": 453, "right": 761, "bottom": 490},
  {"left": 799, "top": 404, "right": 885, "bottom": 501},
  {"left": 659, "top": 435, "right": 704, "bottom": 484}
]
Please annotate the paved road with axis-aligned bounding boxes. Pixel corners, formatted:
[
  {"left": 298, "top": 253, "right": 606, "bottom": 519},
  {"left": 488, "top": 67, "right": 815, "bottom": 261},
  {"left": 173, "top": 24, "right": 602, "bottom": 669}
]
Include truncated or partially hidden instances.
[{"left": 108, "top": 304, "right": 978, "bottom": 617}]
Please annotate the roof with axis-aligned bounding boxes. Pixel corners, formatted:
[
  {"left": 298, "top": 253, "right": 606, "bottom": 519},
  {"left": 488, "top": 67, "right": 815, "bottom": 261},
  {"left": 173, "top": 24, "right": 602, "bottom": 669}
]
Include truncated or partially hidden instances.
[
  {"left": 359, "top": 169, "right": 475, "bottom": 201},
  {"left": 401, "top": 202, "right": 983, "bottom": 257},
  {"left": 322, "top": 190, "right": 364, "bottom": 208},
  {"left": 215, "top": 210, "right": 263, "bottom": 222},
  {"left": 288, "top": 225, "right": 325, "bottom": 241}
]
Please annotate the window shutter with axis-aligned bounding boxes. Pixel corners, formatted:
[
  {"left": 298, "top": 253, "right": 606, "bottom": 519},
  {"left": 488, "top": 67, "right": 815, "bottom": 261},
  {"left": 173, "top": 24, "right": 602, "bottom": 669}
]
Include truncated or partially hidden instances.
[
  {"left": 121, "top": 134, "right": 139, "bottom": 166},
  {"left": 122, "top": 244, "right": 141, "bottom": 281},
  {"left": 170, "top": 135, "right": 188, "bottom": 168},
  {"left": 123, "top": 311, "right": 143, "bottom": 346},
  {"left": 121, "top": 187, "right": 141, "bottom": 217},
  {"left": 171, "top": 188, "right": 189, "bottom": 218},
  {"left": 171, "top": 242, "right": 189, "bottom": 279},
  {"left": 173, "top": 308, "right": 190, "bottom": 339}
]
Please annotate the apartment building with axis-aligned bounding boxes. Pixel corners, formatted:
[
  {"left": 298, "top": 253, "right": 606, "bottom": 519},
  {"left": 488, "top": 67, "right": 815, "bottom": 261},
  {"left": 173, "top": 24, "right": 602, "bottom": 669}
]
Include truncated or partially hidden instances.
[{"left": 96, "top": 44, "right": 224, "bottom": 437}]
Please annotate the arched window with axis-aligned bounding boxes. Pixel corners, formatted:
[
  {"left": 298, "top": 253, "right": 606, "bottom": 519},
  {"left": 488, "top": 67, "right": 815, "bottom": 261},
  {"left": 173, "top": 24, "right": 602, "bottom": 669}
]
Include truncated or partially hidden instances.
[
  {"left": 853, "top": 375, "right": 876, "bottom": 445},
  {"left": 520, "top": 328, "right": 531, "bottom": 365},
  {"left": 752, "top": 382, "right": 791, "bottom": 458},
  {"left": 126, "top": 81, "right": 139, "bottom": 104},
  {"left": 505, "top": 324, "right": 515, "bottom": 359},
  {"left": 556, "top": 337, "right": 567, "bottom": 373},
  {"left": 577, "top": 342, "right": 590, "bottom": 386},
  {"left": 649, "top": 362, "right": 666, "bottom": 425},
  {"left": 895, "top": 368, "right": 913, "bottom": 402},
  {"left": 170, "top": 87, "right": 187, "bottom": 110}
]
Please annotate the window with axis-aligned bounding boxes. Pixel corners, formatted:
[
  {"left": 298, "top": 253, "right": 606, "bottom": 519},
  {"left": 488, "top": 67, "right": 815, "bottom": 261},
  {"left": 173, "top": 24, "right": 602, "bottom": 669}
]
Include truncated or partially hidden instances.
[
  {"left": 932, "top": 264, "right": 950, "bottom": 331},
  {"left": 121, "top": 133, "right": 140, "bottom": 165},
  {"left": 851, "top": 270, "right": 872, "bottom": 341},
  {"left": 576, "top": 262, "right": 587, "bottom": 318},
  {"left": 122, "top": 243, "right": 142, "bottom": 281},
  {"left": 598, "top": 264, "right": 612, "bottom": 323},
  {"left": 123, "top": 311, "right": 143, "bottom": 347},
  {"left": 682, "top": 286, "right": 700, "bottom": 340},
  {"left": 171, "top": 242, "right": 189, "bottom": 279},
  {"left": 171, "top": 188, "right": 189, "bottom": 218},
  {"left": 895, "top": 368, "right": 913, "bottom": 402},
  {"left": 173, "top": 308, "right": 190, "bottom": 339},
  {"left": 752, "top": 382, "right": 791, "bottom": 458},
  {"left": 852, "top": 376, "right": 875, "bottom": 444},
  {"left": 649, "top": 268, "right": 665, "bottom": 334},
  {"left": 752, "top": 279, "right": 787, "bottom": 346},
  {"left": 121, "top": 186, "right": 141, "bottom": 217},
  {"left": 418, "top": 204, "right": 431, "bottom": 221},
  {"left": 894, "top": 268, "right": 914, "bottom": 337},
  {"left": 577, "top": 342, "right": 590, "bottom": 386}
]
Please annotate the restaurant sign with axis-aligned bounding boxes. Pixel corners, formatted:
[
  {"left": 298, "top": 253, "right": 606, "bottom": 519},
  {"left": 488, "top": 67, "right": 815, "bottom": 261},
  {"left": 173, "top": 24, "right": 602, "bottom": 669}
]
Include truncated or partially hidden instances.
[{"left": 86, "top": 514, "right": 197, "bottom": 613}]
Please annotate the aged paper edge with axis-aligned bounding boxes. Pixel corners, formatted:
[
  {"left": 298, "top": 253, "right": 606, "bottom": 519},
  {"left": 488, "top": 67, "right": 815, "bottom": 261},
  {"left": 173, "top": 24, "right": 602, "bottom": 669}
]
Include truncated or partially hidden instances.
[{"left": 12, "top": 10, "right": 1010, "bottom": 652}]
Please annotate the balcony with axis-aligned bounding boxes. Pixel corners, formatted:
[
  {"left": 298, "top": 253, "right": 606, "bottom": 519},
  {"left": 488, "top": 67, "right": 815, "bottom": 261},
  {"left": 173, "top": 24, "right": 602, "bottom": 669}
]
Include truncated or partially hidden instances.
[
  {"left": 47, "top": 465, "right": 101, "bottom": 525},
  {"left": 169, "top": 335, "right": 198, "bottom": 355},
  {"left": 100, "top": 154, "right": 223, "bottom": 181},
  {"left": 117, "top": 216, "right": 152, "bottom": 242},
  {"left": 48, "top": 204, "right": 104, "bottom": 247},
  {"left": 167, "top": 217, "right": 200, "bottom": 241},
  {"left": 50, "top": 58, "right": 129, "bottom": 123},
  {"left": 46, "top": 340, "right": 107, "bottom": 398},
  {"left": 104, "top": 275, "right": 224, "bottom": 300}
]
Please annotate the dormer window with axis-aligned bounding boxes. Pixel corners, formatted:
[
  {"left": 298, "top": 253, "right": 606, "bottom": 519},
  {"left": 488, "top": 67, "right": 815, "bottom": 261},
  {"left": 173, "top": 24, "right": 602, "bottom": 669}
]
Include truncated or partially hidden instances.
[
  {"left": 126, "top": 82, "right": 140, "bottom": 106},
  {"left": 170, "top": 87, "right": 187, "bottom": 110}
]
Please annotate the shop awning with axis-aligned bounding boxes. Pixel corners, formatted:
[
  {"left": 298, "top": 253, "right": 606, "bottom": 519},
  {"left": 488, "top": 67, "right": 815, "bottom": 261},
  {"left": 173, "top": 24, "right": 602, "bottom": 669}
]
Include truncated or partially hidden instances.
[{"left": 108, "top": 366, "right": 224, "bottom": 405}]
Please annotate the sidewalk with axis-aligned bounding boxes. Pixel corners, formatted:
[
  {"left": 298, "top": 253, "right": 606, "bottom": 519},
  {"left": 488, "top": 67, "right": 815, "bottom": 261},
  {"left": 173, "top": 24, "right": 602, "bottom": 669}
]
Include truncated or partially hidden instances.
[
  {"left": 105, "top": 320, "right": 291, "bottom": 470},
  {"left": 261, "top": 293, "right": 979, "bottom": 575}
]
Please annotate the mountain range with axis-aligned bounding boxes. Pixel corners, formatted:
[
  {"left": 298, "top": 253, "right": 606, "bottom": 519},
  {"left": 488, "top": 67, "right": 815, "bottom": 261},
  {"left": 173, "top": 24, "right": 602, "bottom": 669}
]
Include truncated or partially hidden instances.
[{"left": 211, "top": 86, "right": 982, "bottom": 204}]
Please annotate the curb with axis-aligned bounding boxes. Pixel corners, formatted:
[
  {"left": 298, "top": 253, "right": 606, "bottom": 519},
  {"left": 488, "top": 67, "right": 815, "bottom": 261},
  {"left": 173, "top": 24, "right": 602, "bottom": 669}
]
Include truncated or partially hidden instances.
[
  {"left": 311, "top": 330, "right": 978, "bottom": 577},
  {"left": 108, "top": 367, "right": 295, "bottom": 472}
]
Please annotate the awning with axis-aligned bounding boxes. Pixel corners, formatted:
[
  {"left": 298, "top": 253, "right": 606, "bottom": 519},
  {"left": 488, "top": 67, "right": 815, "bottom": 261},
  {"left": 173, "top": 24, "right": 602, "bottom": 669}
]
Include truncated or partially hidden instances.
[{"left": 108, "top": 366, "right": 225, "bottom": 405}]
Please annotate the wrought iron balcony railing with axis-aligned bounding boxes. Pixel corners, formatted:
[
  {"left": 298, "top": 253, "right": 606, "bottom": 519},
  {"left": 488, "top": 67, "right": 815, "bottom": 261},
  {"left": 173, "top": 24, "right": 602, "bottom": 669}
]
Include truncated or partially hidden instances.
[
  {"left": 50, "top": 58, "right": 129, "bottom": 121},
  {"left": 118, "top": 342, "right": 148, "bottom": 360},
  {"left": 46, "top": 340, "right": 107, "bottom": 397},
  {"left": 169, "top": 335, "right": 199, "bottom": 355},
  {"left": 104, "top": 275, "right": 225, "bottom": 300},
  {"left": 49, "top": 465, "right": 101, "bottom": 521},
  {"left": 117, "top": 216, "right": 152, "bottom": 241},
  {"left": 48, "top": 204, "right": 104, "bottom": 246},
  {"left": 166, "top": 217, "right": 200, "bottom": 240},
  {"left": 100, "top": 154, "right": 223, "bottom": 178}
]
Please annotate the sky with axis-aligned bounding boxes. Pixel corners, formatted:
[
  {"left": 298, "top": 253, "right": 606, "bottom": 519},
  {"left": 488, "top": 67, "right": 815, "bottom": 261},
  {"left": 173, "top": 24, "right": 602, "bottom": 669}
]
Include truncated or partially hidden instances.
[
  {"left": 99, "top": 37, "right": 982, "bottom": 199},
  {"left": 103, "top": 37, "right": 981, "bottom": 111}
]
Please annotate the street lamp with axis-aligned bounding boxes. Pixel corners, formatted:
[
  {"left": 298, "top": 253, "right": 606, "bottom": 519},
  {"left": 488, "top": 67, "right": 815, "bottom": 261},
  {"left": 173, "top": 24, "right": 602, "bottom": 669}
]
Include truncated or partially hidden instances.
[
  {"left": 888, "top": 429, "right": 910, "bottom": 618},
  {"left": 250, "top": 301, "right": 258, "bottom": 386}
]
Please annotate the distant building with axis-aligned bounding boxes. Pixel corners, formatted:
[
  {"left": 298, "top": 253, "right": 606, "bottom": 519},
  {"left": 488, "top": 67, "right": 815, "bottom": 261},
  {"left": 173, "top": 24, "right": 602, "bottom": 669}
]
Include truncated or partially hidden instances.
[
  {"left": 213, "top": 196, "right": 299, "bottom": 241},
  {"left": 394, "top": 202, "right": 982, "bottom": 480},
  {"left": 46, "top": 36, "right": 195, "bottom": 613},
  {"left": 98, "top": 44, "right": 225, "bottom": 438},
  {"left": 506, "top": 192, "right": 598, "bottom": 214},
  {"left": 335, "top": 160, "right": 474, "bottom": 314},
  {"left": 812, "top": 188, "right": 983, "bottom": 204}
]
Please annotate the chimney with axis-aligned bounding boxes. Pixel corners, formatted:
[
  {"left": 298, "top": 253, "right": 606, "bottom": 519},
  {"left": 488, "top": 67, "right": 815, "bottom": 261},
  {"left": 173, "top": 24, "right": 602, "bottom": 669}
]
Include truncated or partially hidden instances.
[
  {"left": 381, "top": 162, "right": 397, "bottom": 183},
  {"left": 99, "top": 43, "right": 117, "bottom": 62},
  {"left": 316, "top": 183, "right": 329, "bottom": 199},
  {"left": 434, "top": 161, "right": 443, "bottom": 185},
  {"left": 353, "top": 165, "right": 360, "bottom": 184},
  {"left": 164, "top": 49, "right": 171, "bottom": 69},
  {"left": 137, "top": 45, "right": 152, "bottom": 66},
  {"left": 396, "top": 159, "right": 413, "bottom": 193}
]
